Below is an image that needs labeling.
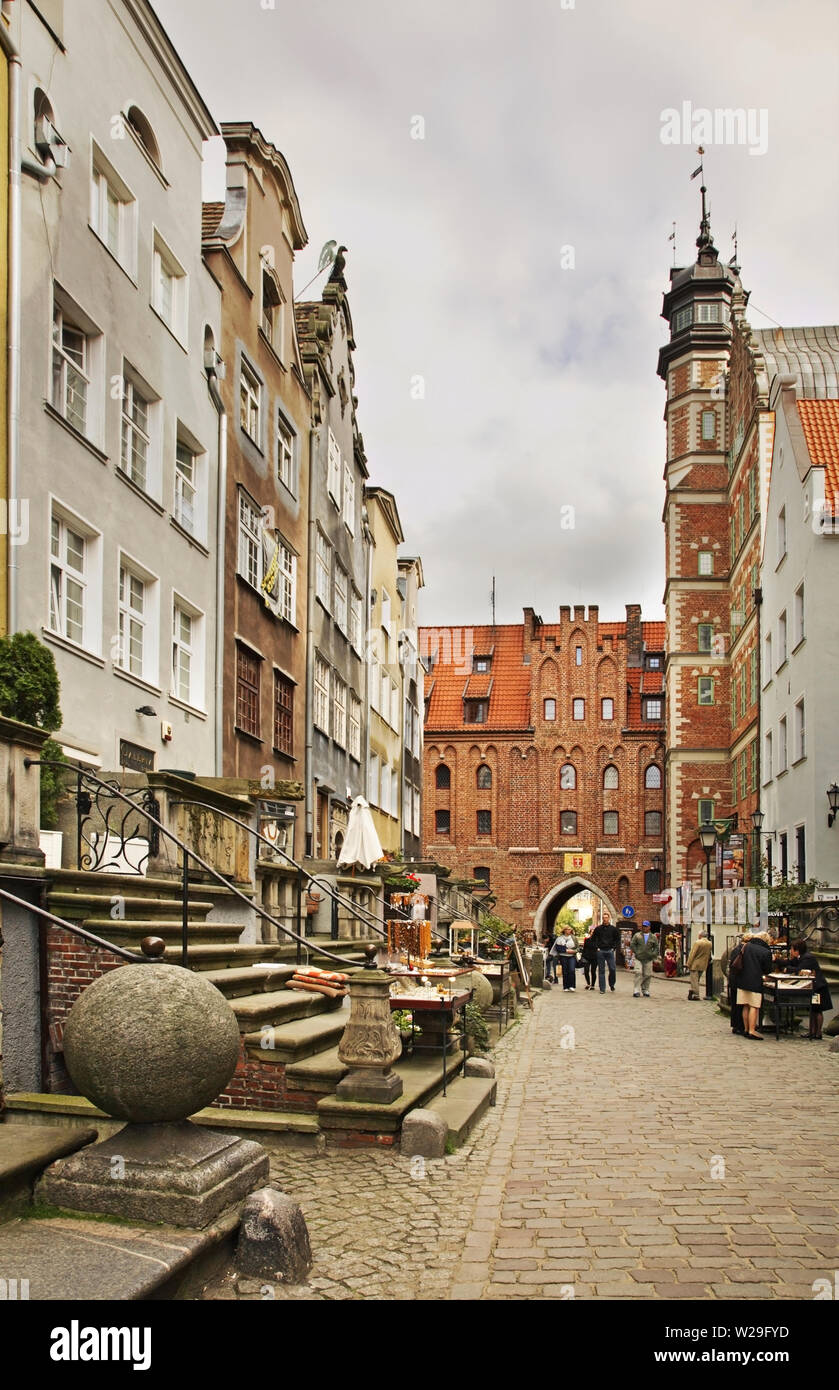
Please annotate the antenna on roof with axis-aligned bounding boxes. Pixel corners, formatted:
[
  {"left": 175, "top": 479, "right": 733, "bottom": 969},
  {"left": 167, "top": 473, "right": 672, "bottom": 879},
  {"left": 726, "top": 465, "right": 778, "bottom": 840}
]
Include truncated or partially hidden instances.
[{"left": 490, "top": 575, "right": 496, "bottom": 632}]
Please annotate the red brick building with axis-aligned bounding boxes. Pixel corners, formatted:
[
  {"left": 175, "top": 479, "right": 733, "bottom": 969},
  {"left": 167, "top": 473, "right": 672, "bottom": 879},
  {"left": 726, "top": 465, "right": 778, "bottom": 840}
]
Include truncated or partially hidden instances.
[{"left": 419, "top": 605, "right": 666, "bottom": 934}]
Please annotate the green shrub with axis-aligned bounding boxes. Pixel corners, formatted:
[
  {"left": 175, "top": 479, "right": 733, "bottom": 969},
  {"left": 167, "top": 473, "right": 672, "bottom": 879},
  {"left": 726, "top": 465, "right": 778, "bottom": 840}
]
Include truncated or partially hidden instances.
[{"left": 0, "top": 632, "right": 66, "bottom": 828}]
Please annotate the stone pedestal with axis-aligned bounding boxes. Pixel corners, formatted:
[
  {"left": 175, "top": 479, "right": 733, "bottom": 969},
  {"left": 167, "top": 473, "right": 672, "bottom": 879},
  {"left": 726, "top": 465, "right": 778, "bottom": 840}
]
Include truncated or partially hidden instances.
[
  {"left": 336, "top": 965, "right": 403, "bottom": 1103},
  {"left": 38, "top": 1121, "right": 269, "bottom": 1228}
]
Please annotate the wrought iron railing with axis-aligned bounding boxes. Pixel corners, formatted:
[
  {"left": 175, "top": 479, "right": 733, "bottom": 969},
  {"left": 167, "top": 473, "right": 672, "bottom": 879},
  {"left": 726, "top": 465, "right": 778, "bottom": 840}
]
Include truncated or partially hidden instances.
[{"left": 74, "top": 768, "right": 160, "bottom": 874}]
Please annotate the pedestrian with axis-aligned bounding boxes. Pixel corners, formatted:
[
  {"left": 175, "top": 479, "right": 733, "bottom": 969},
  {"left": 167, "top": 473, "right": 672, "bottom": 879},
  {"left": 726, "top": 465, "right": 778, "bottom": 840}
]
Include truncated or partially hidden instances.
[
  {"left": 543, "top": 928, "right": 558, "bottom": 983},
  {"left": 557, "top": 924, "right": 578, "bottom": 991},
  {"left": 664, "top": 947, "right": 678, "bottom": 978},
  {"left": 733, "top": 930, "right": 774, "bottom": 1040},
  {"left": 580, "top": 926, "right": 598, "bottom": 990},
  {"left": 789, "top": 938, "right": 833, "bottom": 1040},
  {"left": 722, "top": 938, "right": 746, "bottom": 1034},
  {"left": 591, "top": 912, "right": 621, "bottom": 993},
  {"left": 686, "top": 930, "right": 713, "bottom": 1000},
  {"left": 630, "top": 920, "right": 659, "bottom": 998}
]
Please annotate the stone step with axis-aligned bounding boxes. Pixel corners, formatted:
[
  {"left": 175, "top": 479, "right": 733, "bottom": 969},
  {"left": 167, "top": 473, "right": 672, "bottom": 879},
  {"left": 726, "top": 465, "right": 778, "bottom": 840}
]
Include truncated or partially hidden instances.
[
  {"left": 426, "top": 1075, "right": 497, "bottom": 1148},
  {"left": 176, "top": 944, "right": 288, "bottom": 970},
  {"left": 48, "top": 892, "right": 216, "bottom": 921},
  {"left": 0, "top": 1123, "right": 99, "bottom": 1222},
  {"left": 244, "top": 1006, "right": 349, "bottom": 1064},
  {"left": 198, "top": 964, "right": 296, "bottom": 998},
  {"left": 83, "top": 918, "right": 247, "bottom": 944},
  {"left": 316, "top": 1048, "right": 466, "bottom": 1137},
  {"left": 285, "top": 1044, "right": 348, "bottom": 1094},
  {"left": 232, "top": 988, "right": 343, "bottom": 1031},
  {"left": 3, "top": 1097, "right": 321, "bottom": 1151}
]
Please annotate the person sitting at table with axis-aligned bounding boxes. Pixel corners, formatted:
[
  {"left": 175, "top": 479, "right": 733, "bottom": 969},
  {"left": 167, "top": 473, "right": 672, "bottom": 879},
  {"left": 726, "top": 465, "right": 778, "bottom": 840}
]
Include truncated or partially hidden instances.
[
  {"left": 736, "top": 930, "right": 774, "bottom": 1040},
  {"left": 790, "top": 938, "right": 833, "bottom": 1041}
]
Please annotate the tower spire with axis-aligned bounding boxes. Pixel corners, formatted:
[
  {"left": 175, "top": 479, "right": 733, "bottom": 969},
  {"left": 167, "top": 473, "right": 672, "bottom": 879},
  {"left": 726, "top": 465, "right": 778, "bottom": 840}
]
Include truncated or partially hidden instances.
[{"left": 690, "top": 146, "right": 718, "bottom": 264}]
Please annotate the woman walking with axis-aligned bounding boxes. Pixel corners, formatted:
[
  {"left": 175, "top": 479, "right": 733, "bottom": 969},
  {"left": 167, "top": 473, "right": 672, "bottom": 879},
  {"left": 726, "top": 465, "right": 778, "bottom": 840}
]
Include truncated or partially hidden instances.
[{"left": 557, "top": 924, "right": 578, "bottom": 991}]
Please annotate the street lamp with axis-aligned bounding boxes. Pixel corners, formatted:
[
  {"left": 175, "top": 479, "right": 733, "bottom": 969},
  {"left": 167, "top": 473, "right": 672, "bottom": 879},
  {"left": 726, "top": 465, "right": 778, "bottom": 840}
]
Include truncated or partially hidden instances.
[
  {"left": 750, "top": 808, "right": 764, "bottom": 885},
  {"left": 698, "top": 822, "right": 718, "bottom": 999},
  {"left": 827, "top": 785, "right": 839, "bottom": 829}
]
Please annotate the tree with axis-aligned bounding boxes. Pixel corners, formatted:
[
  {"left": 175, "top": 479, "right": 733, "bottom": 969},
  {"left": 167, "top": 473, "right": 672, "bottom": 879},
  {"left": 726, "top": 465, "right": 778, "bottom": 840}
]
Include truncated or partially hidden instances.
[{"left": 0, "top": 632, "right": 66, "bottom": 828}]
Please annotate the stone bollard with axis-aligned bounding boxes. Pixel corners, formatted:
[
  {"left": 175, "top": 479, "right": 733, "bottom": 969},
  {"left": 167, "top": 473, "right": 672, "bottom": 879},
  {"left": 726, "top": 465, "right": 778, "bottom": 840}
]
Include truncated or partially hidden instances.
[
  {"left": 464, "top": 1056, "right": 496, "bottom": 1080},
  {"left": 336, "top": 950, "right": 403, "bottom": 1103},
  {"left": 401, "top": 1108, "right": 447, "bottom": 1158},
  {"left": 235, "top": 1187, "right": 312, "bottom": 1283},
  {"left": 529, "top": 949, "right": 545, "bottom": 989}
]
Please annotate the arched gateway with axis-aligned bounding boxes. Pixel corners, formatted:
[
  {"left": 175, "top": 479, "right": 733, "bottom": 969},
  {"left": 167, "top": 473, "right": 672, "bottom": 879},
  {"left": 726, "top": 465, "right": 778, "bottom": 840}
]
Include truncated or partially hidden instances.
[{"left": 532, "top": 876, "right": 620, "bottom": 938}]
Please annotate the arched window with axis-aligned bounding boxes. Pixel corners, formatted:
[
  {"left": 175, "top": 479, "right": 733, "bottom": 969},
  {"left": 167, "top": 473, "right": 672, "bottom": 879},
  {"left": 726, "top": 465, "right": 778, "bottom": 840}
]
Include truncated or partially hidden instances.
[
  {"left": 261, "top": 269, "right": 282, "bottom": 347},
  {"left": 645, "top": 763, "right": 662, "bottom": 789},
  {"left": 476, "top": 764, "right": 492, "bottom": 790},
  {"left": 528, "top": 876, "right": 540, "bottom": 902},
  {"left": 559, "top": 762, "right": 576, "bottom": 790},
  {"left": 617, "top": 875, "right": 630, "bottom": 903},
  {"left": 435, "top": 763, "right": 450, "bottom": 790},
  {"left": 126, "top": 105, "right": 162, "bottom": 169},
  {"left": 603, "top": 764, "right": 619, "bottom": 790}
]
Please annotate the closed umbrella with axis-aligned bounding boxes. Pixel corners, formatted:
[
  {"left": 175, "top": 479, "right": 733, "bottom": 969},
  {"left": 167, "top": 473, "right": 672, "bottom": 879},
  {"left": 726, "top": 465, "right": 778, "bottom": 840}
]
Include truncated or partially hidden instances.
[{"left": 337, "top": 796, "right": 384, "bottom": 871}]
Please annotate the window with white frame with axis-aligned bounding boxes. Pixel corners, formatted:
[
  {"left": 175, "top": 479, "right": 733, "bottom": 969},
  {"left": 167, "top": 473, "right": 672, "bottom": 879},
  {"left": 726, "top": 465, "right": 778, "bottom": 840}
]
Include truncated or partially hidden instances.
[
  {"left": 778, "top": 716, "right": 788, "bottom": 773},
  {"left": 701, "top": 409, "right": 716, "bottom": 441},
  {"left": 411, "top": 704, "right": 420, "bottom": 757},
  {"left": 239, "top": 358, "right": 261, "bottom": 443},
  {"left": 343, "top": 462, "right": 355, "bottom": 532},
  {"left": 51, "top": 298, "right": 100, "bottom": 440},
  {"left": 49, "top": 509, "right": 101, "bottom": 651},
  {"left": 238, "top": 493, "right": 262, "bottom": 590},
  {"left": 334, "top": 562, "right": 348, "bottom": 634},
  {"left": 272, "top": 534, "right": 297, "bottom": 625},
  {"left": 572, "top": 698, "right": 585, "bottom": 720},
  {"left": 794, "top": 699, "right": 805, "bottom": 761},
  {"left": 152, "top": 231, "right": 187, "bottom": 342},
  {"left": 601, "top": 697, "right": 614, "bottom": 720},
  {"left": 777, "top": 611, "right": 787, "bottom": 668},
  {"left": 672, "top": 305, "right": 691, "bottom": 332},
  {"left": 764, "top": 730, "right": 773, "bottom": 783},
  {"left": 277, "top": 411, "right": 294, "bottom": 493},
  {"left": 404, "top": 783, "right": 412, "bottom": 833},
  {"left": 764, "top": 631, "right": 772, "bottom": 681},
  {"left": 391, "top": 767, "right": 399, "bottom": 819},
  {"left": 349, "top": 590, "right": 362, "bottom": 652},
  {"left": 349, "top": 693, "right": 361, "bottom": 760},
  {"left": 381, "top": 589, "right": 392, "bottom": 657},
  {"left": 412, "top": 789, "right": 420, "bottom": 837},
  {"left": 794, "top": 583, "right": 805, "bottom": 646},
  {"left": 368, "top": 752, "right": 379, "bottom": 807},
  {"left": 314, "top": 654, "right": 330, "bottom": 732},
  {"left": 698, "top": 550, "right": 713, "bottom": 575},
  {"left": 391, "top": 680, "right": 400, "bottom": 732},
  {"left": 381, "top": 670, "right": 390, "bottom": 720},
  {"left": 332, "top": 675, "right": 347, "bottom": 748},
  {"left": 90, "top": 143, "right": 136, "bottom": 276},
  {"left": 120, "top": 376, "right": 150, "bottom": 490},
  {"left": 174, "top": 439, "right": 197, "bottom": 535},
  {"left": 118, "top": 560, "right": 158, "bottom": 685},
  {"left": 603, "top": 764, "right": 619, "bottom": 790},
  {"left": 327, "top": 429, "right": 342, "bottom": 505},
  {"left": 315, "top": 531, "right": 331, "bottom": 608},
  {"left": 696, "top": 302, "right": 722, "bottom": 323},
  {"left": 171, "top": 599, "right": 204, "bottom": 710},
  {"left": 380, "top": 761, "right": 390, "bottom": 815}
]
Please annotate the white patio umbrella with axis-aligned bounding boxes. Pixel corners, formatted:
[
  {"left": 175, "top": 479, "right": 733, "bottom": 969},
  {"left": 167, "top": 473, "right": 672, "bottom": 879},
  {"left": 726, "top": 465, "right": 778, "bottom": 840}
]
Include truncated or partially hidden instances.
[{"left": 337, "top": 796, "right": 384, "bottom": 871}]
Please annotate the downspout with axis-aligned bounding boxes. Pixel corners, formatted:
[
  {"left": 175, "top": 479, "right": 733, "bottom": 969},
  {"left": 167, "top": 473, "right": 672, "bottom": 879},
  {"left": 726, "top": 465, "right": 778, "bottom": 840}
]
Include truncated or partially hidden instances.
[
  {"left": 206, "top": 369, "right": 226, "bottom": 776},
  {"left": 3, "top": 29, "right": 20, "bottom": 634},
  {"left": 304, "top": 426, "right": 317, "bottom": 856}
]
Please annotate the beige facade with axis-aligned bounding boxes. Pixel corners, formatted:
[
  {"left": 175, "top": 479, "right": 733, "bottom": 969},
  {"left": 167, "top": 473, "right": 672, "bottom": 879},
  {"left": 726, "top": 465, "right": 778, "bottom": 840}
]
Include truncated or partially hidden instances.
[{"left": 365, "top": 488, "right": 404, "bottom": 854}]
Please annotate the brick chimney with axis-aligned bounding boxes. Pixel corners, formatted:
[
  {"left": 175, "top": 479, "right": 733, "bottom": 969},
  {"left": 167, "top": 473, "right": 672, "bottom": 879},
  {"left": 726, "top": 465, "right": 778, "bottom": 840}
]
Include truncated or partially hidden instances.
[
  {"left": 625, "top": 603, "right": 643, "bottom": 667},
  {"left": 523, "top": 607, "right": 540, "bottom": 641}
]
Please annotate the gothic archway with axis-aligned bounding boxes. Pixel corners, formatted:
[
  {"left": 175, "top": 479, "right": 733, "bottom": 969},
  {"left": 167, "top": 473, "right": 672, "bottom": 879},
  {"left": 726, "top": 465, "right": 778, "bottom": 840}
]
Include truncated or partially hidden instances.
[{"left": 533, "top": 876, "right": 620, "bottom": 938}]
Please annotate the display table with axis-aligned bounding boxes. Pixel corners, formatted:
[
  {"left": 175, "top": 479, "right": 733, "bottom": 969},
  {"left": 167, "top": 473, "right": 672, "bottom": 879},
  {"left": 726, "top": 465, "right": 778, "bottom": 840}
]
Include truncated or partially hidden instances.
[
  {"left": 761, "top": 974, "right": 813, "bottom": 1040},
  {"left": 388, "top": 991, "right": 471, "bottom": 1095}
]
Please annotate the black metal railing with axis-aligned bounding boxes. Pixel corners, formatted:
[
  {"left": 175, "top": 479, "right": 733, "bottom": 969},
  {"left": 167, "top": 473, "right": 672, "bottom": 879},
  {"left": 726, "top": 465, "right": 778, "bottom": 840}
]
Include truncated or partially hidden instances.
[{"left": 75, "top": 768, "right": 160, "bottom": 874}]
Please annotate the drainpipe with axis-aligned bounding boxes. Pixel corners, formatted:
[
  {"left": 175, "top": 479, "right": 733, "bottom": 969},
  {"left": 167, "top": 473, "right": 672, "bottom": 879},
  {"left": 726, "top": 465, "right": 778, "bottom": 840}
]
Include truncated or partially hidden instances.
[
  {"left": 206, "top": 369, "right": 226, "bottom": 776},
  {"left": 304, "top": 427, "right": 317, "bottom": 856},
  {"left": 2, "top": 28, "right": 20, "bottom": 634}
]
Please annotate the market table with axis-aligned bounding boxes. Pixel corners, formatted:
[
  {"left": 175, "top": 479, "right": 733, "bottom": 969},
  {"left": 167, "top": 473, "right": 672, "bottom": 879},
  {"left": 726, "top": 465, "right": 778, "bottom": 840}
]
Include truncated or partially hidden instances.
[
  {"left": 761, "top": 974, "right": 814, "bottom": 1040},
  {"left": 388, "top": 990, "right": 471, "bottom": 1096}
]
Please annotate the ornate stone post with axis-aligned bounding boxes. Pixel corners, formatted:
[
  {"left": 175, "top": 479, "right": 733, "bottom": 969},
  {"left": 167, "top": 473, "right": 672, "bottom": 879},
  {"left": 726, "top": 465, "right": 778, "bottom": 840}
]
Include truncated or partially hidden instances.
[{"left": 336, "top": 950, "right": 403, "bottom": 1103}]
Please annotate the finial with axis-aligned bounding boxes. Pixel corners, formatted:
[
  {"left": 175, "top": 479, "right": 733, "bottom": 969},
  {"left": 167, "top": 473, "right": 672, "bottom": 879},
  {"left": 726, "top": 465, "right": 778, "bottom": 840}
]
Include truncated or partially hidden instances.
[
  {"left": 690, "top": 147, "right": 717, "bottom": 261},
  {"left": 668, "top": 220, "right": 676, "bottom": 265}
]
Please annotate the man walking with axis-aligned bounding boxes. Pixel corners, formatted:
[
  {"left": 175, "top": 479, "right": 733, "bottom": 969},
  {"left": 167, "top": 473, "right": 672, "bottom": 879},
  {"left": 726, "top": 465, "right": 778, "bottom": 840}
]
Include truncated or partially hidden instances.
[
  {"left": 686, "top": 930, "right": 713, "bottom": 1000},
  {"left": 592, "top": 912, "right": 621, "bottom": 993},
  {"left": 630, "top": 920, "right": 659, "bottom": 998}
]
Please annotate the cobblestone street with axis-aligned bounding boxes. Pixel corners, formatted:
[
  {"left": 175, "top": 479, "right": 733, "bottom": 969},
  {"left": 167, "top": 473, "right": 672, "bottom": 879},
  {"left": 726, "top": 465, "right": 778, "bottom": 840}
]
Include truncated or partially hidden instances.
[{"left": 205, "top": 978, "right": 839, "bottom": 1302}]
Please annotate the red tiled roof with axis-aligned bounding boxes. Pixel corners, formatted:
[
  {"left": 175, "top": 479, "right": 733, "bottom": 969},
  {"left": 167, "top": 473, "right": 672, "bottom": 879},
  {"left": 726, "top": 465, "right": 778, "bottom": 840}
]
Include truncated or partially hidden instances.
[
  {"left": 797, "top": 399, "right": 839, "bottom": 508},
  {"left": 202, "top": 201, "right": 224, "bottom": 242},
  {"left": 463, "top": 675, "right": 493, "bottom": 700}
]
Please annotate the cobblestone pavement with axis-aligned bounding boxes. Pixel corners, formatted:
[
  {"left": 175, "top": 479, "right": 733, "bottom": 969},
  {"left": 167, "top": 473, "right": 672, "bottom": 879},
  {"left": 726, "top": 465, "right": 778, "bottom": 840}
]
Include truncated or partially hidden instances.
[{"left": 202, "top": 978, "right": 839, "bottom": 1301}]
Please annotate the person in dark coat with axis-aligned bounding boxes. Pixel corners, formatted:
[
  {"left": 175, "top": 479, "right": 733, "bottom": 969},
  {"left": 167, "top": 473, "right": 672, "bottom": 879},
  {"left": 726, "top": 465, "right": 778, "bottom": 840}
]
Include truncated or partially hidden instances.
[
  {"left": 735, "top": 931, "right": 774, "bottom": 1040},
  {"left": 592, "top": 913, "right": 621, "bottom": 993},
  {"left": 580, "top": 927, "right": 598, "bottom": 990},
  {"left": 790, "top": 938, "right": 833, "bottom": 1040},
  {"left": 723, "top": 940, "right": 746, "bottom": 1034},
  {"left": 543, "top": 929, "right": 558, "bottom": 983}
]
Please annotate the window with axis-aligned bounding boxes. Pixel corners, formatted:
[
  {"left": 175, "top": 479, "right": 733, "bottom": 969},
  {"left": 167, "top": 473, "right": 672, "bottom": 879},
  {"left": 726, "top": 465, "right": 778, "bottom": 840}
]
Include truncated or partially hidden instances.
[
  {"left": 575, "top": 645, "right": 583, "bottom": 666},
  {"left": 544, "top": 698, "right": 556, "bottom": 721},
  {"left": 273, "top": 671, "right": 294, "bottom": 756},
  {"left": 560, "top": 763, "right": 576, "bottom": 790},
  {"left": 152, "top": 231, "right": 187, "bottom": 341},
  {"left": 368, "top": 752, "right": 379, "bottom": 807},
  {"left": 239, "top": 359, "right": 261, "bottom": 443},
  {"left": 603, "top": 810, "right": 618, "bottom": 837},
  {"left": 435, "top": 809, "right": 450, "bottom": 836},
  {"left": 435, "top": 763, "right": 451, "bottom": 789},
  {"left": 476, "top": 764, "right": 492, "bottom": 790},
  {"left": 473, "top": 654, "right": 492, "bottom": 673},
  {"left": 560, "top": 810, "right": 577, "bottom": 835},
  {"left": 673, "top": 305, "right": 691, "bottom": 332},
  {"left": 644, "top": 868, "right": 662, "bottom": 895},
  {"left": 403, "top": 783, "right": 413, "bottom": 833},
  {"left": 779, "top": 831, "right": 788, "bottom": 883},
  {"left": 343, "top": 463, "right": 355, "bottom": 532},
  {"left": 380, "top": 763, "right": 391, "bottom": 815},
  {"left": 701, "top": 410, "right": 716, "bottom": 441},
  {"left": 796, "top": 825, "right": 806, "bottom": 885},
  {"left": 696, "top": 302, "right": 721, "bottom": 323},
  {"left": 49, "top": 513, "right": 87, "bottom": 647},
  {"left": 277, "top": 413, "right": 294, "bottom": 492},
  {"left": 315, "top": 532, "right": 331, "bottom": 608},
  {"left": 270, "top": 535, "right": 297, "bottom": 626},
  {"left": 369, "top": 650, "right": 379, "bottom": 713},
  {"left": 697, "top": 550, "right": 713, "bottom": 575},
  {"left": 778, "top": 717, "right": 787, "bottom": 774},
  {"left": 126, "top": 106, "right": 161, "bottom": 168},
  {"left": 572, "top": 698, "right": 585, "bottom": 720},
  {"left": 333, "top": 563, "right": 348, "bottom": 634},
  {"left": 391, "top": 767, "right": 399, "bottom": 819},
  {"left": 314, "top": 655, "right": 330, "bottom": 732},
  {"left": 697, "top": 623, "right": 713, "bottom": 653},
  {"left": 777, "top": 611, "right": 787, "bottom": 668},
  {"left": 794, "top": 700, "right": 805, "bottom": 761},
  {"left": 349, "top": 591, "right": 362, "bottom": 652},
  {"left": 90, "top": 145, "right": 136, "bottom": 274},
  {"left": 381, "top": 670, "right": 390, "bottom": 720},
  {"left": 474, "top": 867, "right": 490, "bottom": 887},
  {"left": 645, "top": 810, "right": 662, "bottom": 837},
  {"left": 646, "top": 655, "right": 661, "bottom": 669},
  {"left": 332, "top": 676, "right": 347, "bottom": 748},
  {"left": 477, "top": 810, "right": 492, "bottom": 835},
  {"left": 603, "top": 765, "right": 619, "bottom": 790},
  {"left": 327, "top": 429, "right": 342, "bottom": 505},
  {"left": 777, "top": 507, "right": 786, "bottom": 562},
  {"left": 119, "top": 375, "right": 155, "bottom": 491},
  {"left": 261, "top": 271, "right": 282, "bottom": 350},
  {"left": 349, "top": 693, "right": 362, "bottom": 760},
  {"left": 464, "top": 699, "right": 488, "bottom": 723},
  {"left": 171, "top": 601, "right": 204, "bottom": 708},
  {"left": 698, "top": 799, "right": 714, "bottom": 826},
  {"left": 174, "top": 439, "right": 198, "bottom": 535},
  {"left": 644, "top": 698, "right": 663, "bottom": 720},
  {"left": 764, "top": 731, "right": 773, "bottom": 783},
  {"left": 51, "top": 301, "right": 91, "bottom": 436},
  {"left": 645, "top": 764, "right": 662, "bottom": 789},
  {"left": 750, "top": 648, "right": 758, "bottom": 704},
  {"left": 413, "top": 789, "right": 420, "bottom": 837},
  {"left": 238, "top": 493, "right": 262, "bottom": 590},
  {"left": 601, "top": 697, "right": 614, "bottom": 720},
  {"left": 794, "top": 584, "right": 805, "bottom": 646},
  {"left": 697, "top": 678, "right": 714, "bottom": 705},
  {"left": 117, "top": 565, "right": 148, "bottom": 680},
  {"left": 528, "top": 876, "right": 540, "bottom": 902},
  {"left": 381, "top": 589, "right": 392, "bottom": 658}
]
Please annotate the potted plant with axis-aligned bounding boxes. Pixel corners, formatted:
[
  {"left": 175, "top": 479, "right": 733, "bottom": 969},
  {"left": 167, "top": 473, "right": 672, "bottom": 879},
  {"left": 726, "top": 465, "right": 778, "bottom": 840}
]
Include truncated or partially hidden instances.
[{"left": 0, "top": 632, "right": 67, "bottom": 863}]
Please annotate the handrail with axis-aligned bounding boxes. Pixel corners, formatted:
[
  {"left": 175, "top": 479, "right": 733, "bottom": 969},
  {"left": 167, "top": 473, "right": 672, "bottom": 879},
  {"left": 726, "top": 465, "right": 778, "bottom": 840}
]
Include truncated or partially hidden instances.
[
  {"left": 24, "top": 760, "right": 366, "bottom": 970},
  {"left": 0, "top": 887, "right": 159, "bottom": 963}
]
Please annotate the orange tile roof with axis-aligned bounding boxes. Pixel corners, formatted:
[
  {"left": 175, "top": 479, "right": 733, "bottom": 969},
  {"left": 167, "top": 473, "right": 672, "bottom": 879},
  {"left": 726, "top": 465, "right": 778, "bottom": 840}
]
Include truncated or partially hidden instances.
[
  {"left": 797, "top": 399, "right": 839, "bottom": 508},
  {"left": 202, "top": 201, "right": 224, "bottom": 242}
]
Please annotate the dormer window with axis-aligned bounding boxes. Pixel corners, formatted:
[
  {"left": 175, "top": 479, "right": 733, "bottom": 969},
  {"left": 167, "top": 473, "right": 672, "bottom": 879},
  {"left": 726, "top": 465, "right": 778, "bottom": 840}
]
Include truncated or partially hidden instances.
[
  {"left": 464, "top": 699, "right": 488, "bottom": 724},
  {"left": 473, "top": 654, "right": 491, "bottom": 673},
  {"left": 645, "top": 654, "right": 661, "bottom": 670}
]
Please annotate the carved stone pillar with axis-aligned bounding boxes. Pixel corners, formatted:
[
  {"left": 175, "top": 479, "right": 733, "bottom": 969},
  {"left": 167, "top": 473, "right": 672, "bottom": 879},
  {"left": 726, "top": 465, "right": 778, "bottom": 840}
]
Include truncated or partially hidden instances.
[{"left": 336, "top": 957, "right": 403, "bottom": 1103}]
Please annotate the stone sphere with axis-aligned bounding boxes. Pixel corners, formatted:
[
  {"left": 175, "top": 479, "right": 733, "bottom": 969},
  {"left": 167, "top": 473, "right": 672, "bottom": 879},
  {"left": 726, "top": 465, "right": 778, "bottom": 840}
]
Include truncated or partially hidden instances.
[
  {"left": 63, "top": 963, "right": 241, "bottom": 1123},
  {"left": 461, "top": 970, "right": 494, "bottom": 1010}
]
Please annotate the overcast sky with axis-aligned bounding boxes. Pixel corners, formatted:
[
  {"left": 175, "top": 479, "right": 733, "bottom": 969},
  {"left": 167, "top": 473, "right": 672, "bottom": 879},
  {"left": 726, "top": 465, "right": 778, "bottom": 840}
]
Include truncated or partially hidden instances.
[{"left": 157, "top": 0, "right": 839, "bottom": 627}]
